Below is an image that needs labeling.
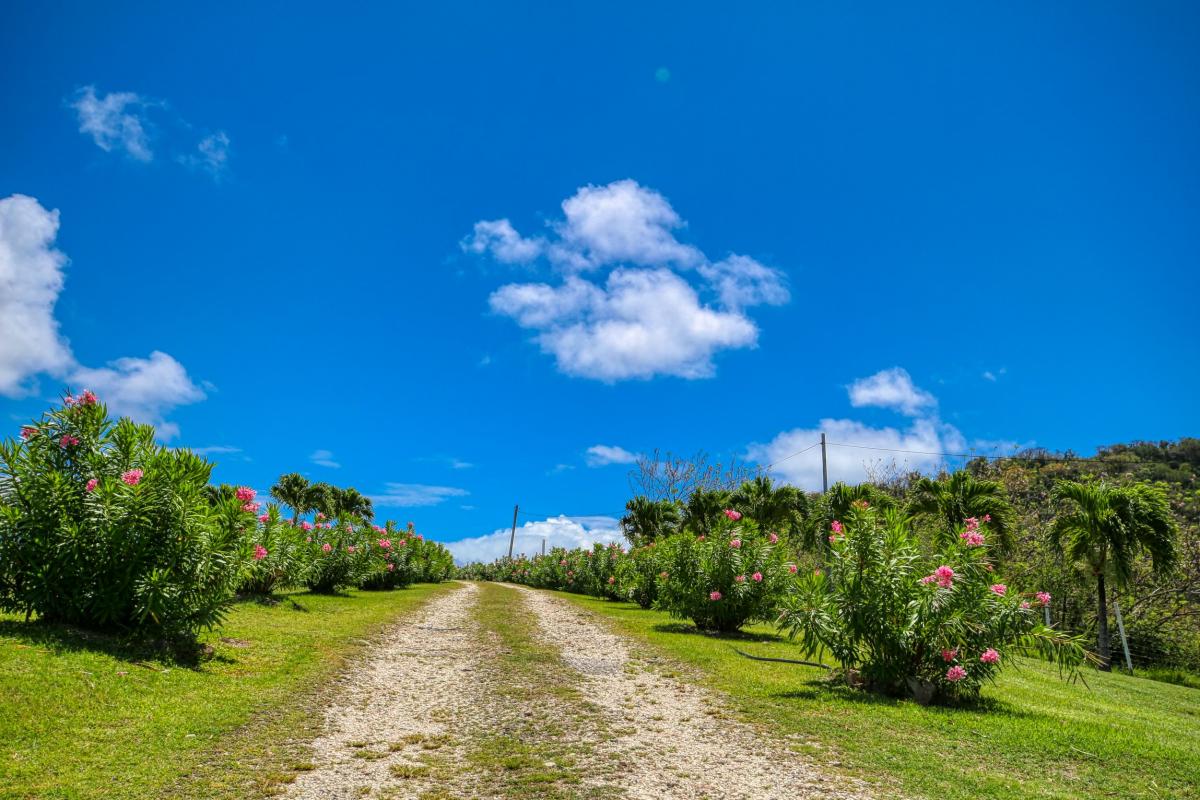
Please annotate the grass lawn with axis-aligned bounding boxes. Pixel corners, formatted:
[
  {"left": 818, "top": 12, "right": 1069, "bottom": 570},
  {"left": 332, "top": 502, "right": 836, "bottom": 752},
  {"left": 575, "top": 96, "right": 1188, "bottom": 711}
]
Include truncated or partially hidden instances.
[
  {"left": 563, "top": 593, "right": 1200, "bottom": 800},
  {"left": 0, "top": 582, "right": 456, "bottom": 800}
]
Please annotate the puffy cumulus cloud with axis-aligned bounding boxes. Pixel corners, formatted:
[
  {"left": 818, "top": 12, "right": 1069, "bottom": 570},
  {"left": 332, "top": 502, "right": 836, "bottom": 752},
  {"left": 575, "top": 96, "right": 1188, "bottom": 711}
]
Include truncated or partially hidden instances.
[
  {"left": 697, "top": 254, "right": 790, "bottom": 309},
  {"left": 446, "top": 515, "right": 623, "bottom": 565},
  {"left": 71, "top": 86, "right": 153, "bottom": 161},
  {"left": 548, "top": 180, "right": 704, "bottom": 271},
  {"left": 0, "top": 195, "right": 74, "bottom": 395},
  {"left": 466, "top": 180, "right": 789, "bottom": 381},
  {"left": 490, "top": 268, "right": 758, "bottom": 381},
  {"left": 70, "top": 352, "right": 206, "bottom": 440},
  {"left": 848, "top": 367, "right": 937, "bottom": 416},
  {"left": 461, "top": 219, "right": 543, "bottom": 264},
  {"left": 0, "top": 194, "right": 206, "bottom": 436},
  {"left": 585, "top": 444, "right": 639, "bottom": 467},
  {"left": 371, "top": 483, "right": 470, "bottom": 507},
  {"left": 746, "top": 417, "right": 967, "bottom": 491}
]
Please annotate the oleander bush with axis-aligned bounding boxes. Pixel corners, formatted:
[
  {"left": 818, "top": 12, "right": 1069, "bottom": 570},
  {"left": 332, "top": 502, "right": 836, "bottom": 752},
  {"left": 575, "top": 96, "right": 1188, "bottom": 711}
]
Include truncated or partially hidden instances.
[
  {"left": 616, "top": 542, "right": 662, "bottom": 609},
  {"left": 0, "top": 393, "right": 247, "bottom": 639},
  {"left": 778, "top": 501, "right": 1090, "bottom": 702},
  {"left": 655, "top": 510, "right": 792, "bottom": 632},
  {"left": 239, "top": 503, "right": 305, "bottom": 595}
]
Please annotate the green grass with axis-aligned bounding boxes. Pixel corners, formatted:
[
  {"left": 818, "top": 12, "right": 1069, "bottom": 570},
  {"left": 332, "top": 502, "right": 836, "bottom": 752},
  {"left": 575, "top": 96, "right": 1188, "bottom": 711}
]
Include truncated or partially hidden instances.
[
  {"left": 562, "top": 593, "right": 1200, "bottom": 800},
  {"left": 0, "top": 583, "right": 456, "bottom": 800}
]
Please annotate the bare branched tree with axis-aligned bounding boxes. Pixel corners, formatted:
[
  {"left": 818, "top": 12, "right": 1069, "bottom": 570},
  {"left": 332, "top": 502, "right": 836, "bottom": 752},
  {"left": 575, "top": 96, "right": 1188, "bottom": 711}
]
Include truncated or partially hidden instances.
[{"left": 628, "top": 449, "right": 759, "bottom": 503}]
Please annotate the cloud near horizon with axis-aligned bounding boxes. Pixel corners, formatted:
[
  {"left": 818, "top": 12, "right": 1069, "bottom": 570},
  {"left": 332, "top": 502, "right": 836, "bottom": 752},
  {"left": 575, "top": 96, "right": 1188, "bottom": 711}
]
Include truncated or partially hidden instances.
[
  {"left": 445, "top": 514, "right": 623, "bottom": 564},
  {"left": 466, "top": 180, "right": 789, "bottom": 381},
  {"left": 585, "top": 444, "right": 640, "bottom": 467}
]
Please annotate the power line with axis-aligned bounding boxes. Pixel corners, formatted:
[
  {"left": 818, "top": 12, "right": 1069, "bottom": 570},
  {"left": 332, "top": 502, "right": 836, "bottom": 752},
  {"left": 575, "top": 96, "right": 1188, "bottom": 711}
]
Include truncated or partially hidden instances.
[{"left": 824, "top": 440, "right": 1168, "bottom": 466}]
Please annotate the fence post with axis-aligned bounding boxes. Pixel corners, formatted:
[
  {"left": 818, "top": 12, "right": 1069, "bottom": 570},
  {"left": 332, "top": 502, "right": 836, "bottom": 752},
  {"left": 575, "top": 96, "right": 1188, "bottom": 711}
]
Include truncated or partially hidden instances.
[{"left": 1113, "top": 597, "right": 1134, "bottom": 673}]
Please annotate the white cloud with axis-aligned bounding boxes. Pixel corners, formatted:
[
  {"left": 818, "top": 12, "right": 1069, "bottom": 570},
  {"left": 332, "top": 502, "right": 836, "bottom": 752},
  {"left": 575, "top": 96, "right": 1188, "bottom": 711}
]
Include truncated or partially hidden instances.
[
  {"left": 446, "top": 514, "right": 622, "bottom": 564},
  {"left": 179, "top": 131, "right": 230, "bottom": 179},
  {"left": 585, "top": 444, "right": 640, "bottom": 467},
  {"left": 491, "top": 268, "right": 757, "bottom": 381},
  {"left": 0, "top": 195, "right": 74, "bottom": 396},
  {"left": 461, "top": 219, "right": 543, "bottom": 264},
  {"left": 548, "top": 180, "right": 704, "bottom": 271},
  {"left": 848, "top": 367, "right": 937, "bottom": 416},
  {"left": 747, "top": 416, "right": 966, "bottom": 491},
  {"left": 71, "top": 86, "right": 153, "bottom": 161},
  {"left": 1, "top": 194, "right": 203, "bottom": 436},
  {"left": 309, "top": 449, "right": 341, "bottom": 469},
  {"left": 697, "top": 254, "right": 790, "bottom": 309},
  {"left": 982, "top": 367, "right": 1007, "bottom": 382},
  {"left": 70, "top": 351, "right": 205, "bottom": 440},
  {"left": 187, "top": 445, "right": 242, "bottom": 456},
  {"left": 467, "top": 180, "right": 788, "bottom": 381},
  {"left": 371, "top": 483, "right": 469, "bottom": 507}
]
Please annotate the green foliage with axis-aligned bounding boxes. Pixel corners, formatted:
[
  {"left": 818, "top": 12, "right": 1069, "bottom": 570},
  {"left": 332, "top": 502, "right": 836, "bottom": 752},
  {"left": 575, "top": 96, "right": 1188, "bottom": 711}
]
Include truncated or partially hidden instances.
[
  {"left": 619, "top": 495, "right": 681, "bottom": 546},
  {"left": 0, "top": 395, "right": 247, "bottom": 640},
  {"left": 908, "top": 471, "right": 1016, "bottom": 552},
  {"left": 655, "top": 513, "right": 791, "bottom": 632},
  {"left": 238, "top": 504, "right": 305, "bottom": 595},
  {"left": 778, "top": 502, "right": 1087, "bottom": 702}
]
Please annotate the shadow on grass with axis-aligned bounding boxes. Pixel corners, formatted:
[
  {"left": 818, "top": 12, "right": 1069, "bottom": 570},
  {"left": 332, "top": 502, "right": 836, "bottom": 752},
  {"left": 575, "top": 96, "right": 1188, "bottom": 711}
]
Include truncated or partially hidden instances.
[
  {"left": 0, "top": 618, "right": 215, "bottom": 668},
  {"left": 771, "top": 678, "right": 1037, "bottom": 717},
  {"left": 650, "top": 621, "right": 789, "bottom": 644}
]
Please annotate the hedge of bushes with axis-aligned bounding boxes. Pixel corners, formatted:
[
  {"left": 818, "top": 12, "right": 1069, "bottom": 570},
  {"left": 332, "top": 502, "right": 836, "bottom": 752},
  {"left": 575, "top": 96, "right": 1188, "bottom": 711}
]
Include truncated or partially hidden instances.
[{"left": 0, "top": 394, "right": 453, "bottom": 644}]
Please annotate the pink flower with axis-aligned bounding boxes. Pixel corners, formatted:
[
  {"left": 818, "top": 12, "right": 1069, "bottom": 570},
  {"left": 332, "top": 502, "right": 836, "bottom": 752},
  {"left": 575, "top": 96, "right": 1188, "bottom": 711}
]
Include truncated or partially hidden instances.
[
  {"left": 347, "top": 546, "right": 356, "bottom": 554},
  {"left": 398, "top": 539, "right": 407, "bottom": 546},
  {"left": 567, "top": 570, "right": 574, "bottom": 577},
  {"left": 258, "top": 514, "right": 269, "bottom": 523},
  {"left": 560, "top": 559, "right": 568, "bottom": 567},
  {"left": 387, "top": 562, "right": 395, "bottom": 571},
  {"left": 253, "top": 544, "right": 268, "bottom": 561},
  {"left": 85, "top": 478, "right": 98, "bottom": 492},
  {"left": 121, "top": 469, "right": 143, "bottom": 486},
  {"left": 751, "top": 572, "right": 763, "bottom": 583},
  {"left": 64, "top": 394, "right": 77, "bottom": 406},
  {"left": 1020, "top": 601, "right": 1031, "bottom": 609},
  {"left": 415, "top": 534, "right": 423, "bottom": 540},
  {"left": 321, "top": 543, "right": 332, "bottom": 553},
  {"left": 301, "top": 521, "right": 313, "bottom": 531},
  {"left": 960, "top": 531, "right": 985, "bottom": 547},
  {"left": 920, "top": 575, "right": 936, "bottom": 585},
  {"left": 235, "top": 486, "right": 256, "bottom": 502},
  {"left": 696, "top": 535, "right": 706, "bottom": 542},
  {"left": 964, "top": 517, "right": 980, "bottom": 533},
  {"left": 658, "top": 571, "right": 668, "bottom": 579},
  {"left": 59, "top": 434, "right": 80, "bottom": 448},
  {"left": 709, "top": 590, "right": 722, "bottom": 601},
  {"left": 1036, "top": 591, "right": 1052, "bottom": 606},
  {"left": 831, "top": 520, "right": 843, "bottom": 534},
  {"left": 768, "top": 532, "right": 778, "bottom": 544},
  {"left": 983, "top": 514, "right": 991, "bottom": 522},
  {"left": 788, "top": 564, "right": 798, "bottom": 574},
  {"left": 379, "top": 539, "right": 391, "bottom": 550},
  {"left": 20, "top": 426, "right": 37, "bottom": 440},
  {"left": 735, "top": 574, "right": 746, "bottom": 583},
  {"left": 730, "top": 539, "right": 742, "bottom": 549},
  {"left": 79, "top": 390, "right": 98, "bottom": 405},
  {"left": 306, "top": 536, "right": 312, "bottom": 543},
  {"left": 989, "top": 584, "right": 1007, "bottom": 596},
  {"left": 946, "top": 665, "right": 967, "bottom": 682},
  {"left": 242, "top": 502, "right": 260, "bottom": 513},
  {"left": 608, "top": 576, "right": 616, "bottom": 585},
  {"left": 980, "top": 648, "right": 1000, "bottom": 665},
  {"left": 723, "top": 509, "right": 742, "bottom": 521},
  {"left": 941, "top": 648, "right": 958, "bottom": 662},
  {"left": 934, "top": 565, "right": 955, "bottom": 588},
  {"left": 407, "top": 521, "right": 415, "bottom": 529}
]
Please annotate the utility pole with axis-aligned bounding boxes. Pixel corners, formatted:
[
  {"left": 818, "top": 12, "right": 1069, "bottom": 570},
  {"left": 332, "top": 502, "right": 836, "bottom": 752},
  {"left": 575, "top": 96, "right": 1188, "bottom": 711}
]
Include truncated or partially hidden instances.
[
  {"left": 820, "top": 432, "right": 829, "bottom": 494},
  {"left": 506, "top": 504, "right": 518, "bottom": 560},
  {"left": 541, "top": 538, "right": 546, "bottom": 556}
]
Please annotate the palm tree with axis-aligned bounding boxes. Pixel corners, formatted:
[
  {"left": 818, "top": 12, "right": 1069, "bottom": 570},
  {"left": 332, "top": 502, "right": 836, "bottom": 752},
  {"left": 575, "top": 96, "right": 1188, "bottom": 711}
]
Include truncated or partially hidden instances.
[
  {"left": 1052, "top": 480, "right": 1176, "bottom": 670},
  {"left": 271, "top": 473, "right": 314, "bottom": 525},
  {"left": 907, "top": 471, "right": 1015, "bottom": 551},
  {"left": 804, "top": 482, "right": 895, "bottom": 550},
  {"left": 681, "top": 488, "right": 732, "bottom": 536},
  {"left": 729, "top": 476, "right": 809, "bottom": 541},
  {"left": 322, "top": 485, "right": 374, "bottom": 524},
  {"left": 620, "top": 496, "right": 681, "bottom": 547}
]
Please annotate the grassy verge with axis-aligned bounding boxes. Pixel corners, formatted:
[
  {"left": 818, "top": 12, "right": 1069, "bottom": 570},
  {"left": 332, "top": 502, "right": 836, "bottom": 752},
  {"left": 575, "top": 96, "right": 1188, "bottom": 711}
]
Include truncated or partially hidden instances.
[
  {"left": 0, "top": 583, "right": 456, "bottom": 800},
  {"left": 457, "top": 583, "right": 617, "bottom": 800},
  {"left": 562, "top": 593, "right": 1200, "bottom": 800}
]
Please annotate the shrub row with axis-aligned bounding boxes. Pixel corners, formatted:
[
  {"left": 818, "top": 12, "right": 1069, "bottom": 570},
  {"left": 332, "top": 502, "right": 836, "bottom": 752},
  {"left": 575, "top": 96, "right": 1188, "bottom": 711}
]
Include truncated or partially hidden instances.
[{"left": 0, "top": 394, "right": 453, "bottom": 643}]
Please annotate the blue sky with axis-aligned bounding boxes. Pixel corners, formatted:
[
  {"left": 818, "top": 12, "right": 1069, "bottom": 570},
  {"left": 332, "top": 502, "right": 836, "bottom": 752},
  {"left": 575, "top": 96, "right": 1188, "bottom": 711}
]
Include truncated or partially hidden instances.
[{"left": 2, "top": 2, "right": 1197, "bottom": 561}]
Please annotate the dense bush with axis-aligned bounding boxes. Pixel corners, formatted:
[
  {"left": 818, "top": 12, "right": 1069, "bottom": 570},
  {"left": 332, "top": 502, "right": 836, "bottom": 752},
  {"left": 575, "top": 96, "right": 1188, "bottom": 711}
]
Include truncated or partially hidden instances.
[
  {"left": 0, "top": 394, "right": 247, "bottom": 639},
  {"left": 778, "top": 502, "right": 1088, "bottom": 702},
  {"left": 655, "top": 511, "right": 792, "bottom": 632},
  {"left": 239, "top": 503, "right": 304, "bottom": 595}
]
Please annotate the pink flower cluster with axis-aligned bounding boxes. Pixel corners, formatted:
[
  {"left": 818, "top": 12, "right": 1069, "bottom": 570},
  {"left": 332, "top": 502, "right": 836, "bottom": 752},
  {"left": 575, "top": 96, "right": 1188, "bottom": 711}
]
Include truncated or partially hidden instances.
[
  {"left": 253, "top": 544, "right": 268, "bottom": 561},
  {"left": 735, "top": 574, "right": 746, "bottom": 583},
  {"left": 751, "top": 571, "right": 763, "bottom": 583},
  {"left": 379, "top": 539, "right": 392, "bottom": 550},
  {"left": 321, "top": 543, "right": 332, "bottom": 553},
  {"left": 121, "top": 469, "right": 143, "bottom": 486},
  {"left": 941, "top": 648, "right": 958, "bottom": 662},
  {"left": 989, "top": 584, "right": 1007, "bottom": 596},
  {"left": 730, "top": 539, "right": 742, "bottom": 549},
  {"left": 723, "top": 509, "right": 742, "bottom": 521},
  {"left": 300, "top": 521, "right": 313, "bottom": 532},
  {"left": 64, "top": 390, "right": 97, "bottom": 407},
  {"left": 20, "top": 426, "right": 37, "bottom": 440},
  {"left": 1036, "top": 591, "right": 1052, "bottom": 606},
  {"left": 85, "top": 478, "right": 99, "bottom": 493},
  {"left": 59, "top": 435, "right": 80, "bottom": 448},
  {"left": 921, "top": 565, "right": 955, "bottom": 588},
  {"left": 980, "top": 648, "right": 1000, "bottom": 664},
  {"left": 767, "top": 532, "right": 778, "bottom": 544},
  {"left": 709, "top": 590, "right": 722, "bottom": 601},
  {"left": 258, "top": 513, "right": 270, "bottom": 523},
  {"left": 242, "top": 502, "right": 261, "bottom": 513},
  {"left": 946, "top": 665, "right": 967, "bottom": 682},
  {"left": 235, "top": 486, "right": 256, "bottom": 502}
]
